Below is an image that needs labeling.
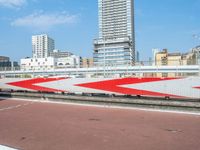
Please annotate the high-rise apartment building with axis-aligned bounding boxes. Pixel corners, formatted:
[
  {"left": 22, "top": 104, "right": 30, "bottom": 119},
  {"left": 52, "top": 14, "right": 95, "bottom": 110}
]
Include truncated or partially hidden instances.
[
  {"left": 32, "top": 34, "right": 55, "bottom": 58},
  {"left": 94, "top": 0, "right": 135, "bottom": 67}
]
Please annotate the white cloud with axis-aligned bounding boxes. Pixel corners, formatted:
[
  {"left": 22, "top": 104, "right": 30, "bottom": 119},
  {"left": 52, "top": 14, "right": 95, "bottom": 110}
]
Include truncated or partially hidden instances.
[
  {"left": 0, "top": 0, "right": 26, "bottom": 8},
  {"left": 11, "top": 11, "right": 79, "bottom": 31}
]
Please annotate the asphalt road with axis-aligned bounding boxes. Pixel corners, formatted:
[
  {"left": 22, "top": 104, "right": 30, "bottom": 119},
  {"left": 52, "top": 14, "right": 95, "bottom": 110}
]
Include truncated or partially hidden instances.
[{"left": 0, "top": 98, "right": 200, "bottom": 150}]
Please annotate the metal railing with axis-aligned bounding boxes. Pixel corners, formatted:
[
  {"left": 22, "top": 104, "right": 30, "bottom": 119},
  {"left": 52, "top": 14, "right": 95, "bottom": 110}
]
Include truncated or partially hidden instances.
[{"left": 0, "top": 60, "right": 200, "bottom": 78}]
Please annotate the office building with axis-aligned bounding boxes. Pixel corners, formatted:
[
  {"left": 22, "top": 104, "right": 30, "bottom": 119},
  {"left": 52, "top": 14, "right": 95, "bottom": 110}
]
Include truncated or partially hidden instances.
[
  {"left": 32, "top": 34, "right": 55, "bottom": 58},
  {"left": 0, "top": 56, "right": 19, "bottom": 70},
  {"left": 93, "top": 0, "right": 135, "bottom": 67}
]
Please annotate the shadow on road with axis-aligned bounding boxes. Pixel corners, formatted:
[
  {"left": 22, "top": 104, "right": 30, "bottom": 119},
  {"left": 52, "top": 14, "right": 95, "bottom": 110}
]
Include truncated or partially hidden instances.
[{"left": 0, "top": 92, "right": 12, "bottom": 101}]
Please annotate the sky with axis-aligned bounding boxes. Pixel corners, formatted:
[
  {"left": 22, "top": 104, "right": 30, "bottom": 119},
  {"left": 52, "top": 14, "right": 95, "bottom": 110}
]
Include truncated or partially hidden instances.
[{"left": 0, "top": 0, "right": 200, "bottom": 61}]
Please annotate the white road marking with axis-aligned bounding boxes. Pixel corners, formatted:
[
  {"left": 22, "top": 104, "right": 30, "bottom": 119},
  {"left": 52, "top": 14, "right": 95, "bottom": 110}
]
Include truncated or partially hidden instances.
[
  {"left": 0, "top": 97, "right": 199, "bottom": 116},
  {"left": 0, "top": 145, "right": 18, "bottom": 150},
  {"left": 0, "top": 98, "right": 34, "bottom": 112}
]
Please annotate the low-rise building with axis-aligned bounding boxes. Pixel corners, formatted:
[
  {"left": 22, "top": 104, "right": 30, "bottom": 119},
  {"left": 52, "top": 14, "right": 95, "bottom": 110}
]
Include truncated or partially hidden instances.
[
  {"left": 168, "top": 53, "right": 182, "bottom": 65},
  {"left": 49, "top": 49, "right": 73, "bottom": 58},
  {"left": 20, "top": 57, "right": 56, "bottom": 71},
  {"left": 20, "top": 55, "right": 81, "bottom": 71},
  {"left": 56, "top": 55, "right": 80, "bottom": 68},
  {"left": 81, "top": 58, "right": 94, "bottom": 68},
  {"left": 167, "top": 53, "right": 182, "bottom": 77},
  {"left": 155, "top": 49, "right": 168, "bottom": 66},
  {"left": 153, "top": 49, "right": 197, "bottom": 77},
  {"left": 181, "top": 52, "right": 196, "bottom": 65}
]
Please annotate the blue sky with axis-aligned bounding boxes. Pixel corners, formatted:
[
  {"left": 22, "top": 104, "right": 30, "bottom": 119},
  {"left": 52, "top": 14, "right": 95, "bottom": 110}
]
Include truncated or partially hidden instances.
[{"left": 0, "top": 0, "right": 200, "bottom": 61}]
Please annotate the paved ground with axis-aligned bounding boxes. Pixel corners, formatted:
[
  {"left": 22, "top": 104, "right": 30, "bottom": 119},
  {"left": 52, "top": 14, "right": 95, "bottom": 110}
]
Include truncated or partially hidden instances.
[{"left": 0, "top": 98, "right": 200, "bottom": 150}]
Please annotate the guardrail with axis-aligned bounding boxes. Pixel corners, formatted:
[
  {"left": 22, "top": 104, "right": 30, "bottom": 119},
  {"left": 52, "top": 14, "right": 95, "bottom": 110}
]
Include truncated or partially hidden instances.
[
  {"left": 1, "top": 92, "right": 200, "bottom": 113},
  {"left": 0, "top": 65, "right": 200, "bottom": 78}
]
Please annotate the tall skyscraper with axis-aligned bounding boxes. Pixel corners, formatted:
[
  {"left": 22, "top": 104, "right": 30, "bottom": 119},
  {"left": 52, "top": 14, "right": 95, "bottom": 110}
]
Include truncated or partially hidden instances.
[
  {"left": 32, "top": 34, "right": 55, "bottom": 58},
  {"left": 94, "top": 0, "right": 135, "bottom": 67}
]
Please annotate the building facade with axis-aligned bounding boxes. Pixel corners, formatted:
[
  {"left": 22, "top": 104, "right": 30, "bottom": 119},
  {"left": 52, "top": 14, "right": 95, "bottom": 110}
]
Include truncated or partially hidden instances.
[
  {"left": 0, "top": 56, "right": 11, "bottom": 69},
  {"left": 0, "top": 56, "right": 19, "bottom": 70},
  {"left": 152, "top": 49, "right": 197, "bottom": 77},
  {"left": 32, "top": 34, "right": 55, "bottom": 58},
  {"left": 21, "top": 57, "right": 56, "bottom": 71},
  {"left": 56, "top": 55, "right": 81, "bottom": 68},
  {"left": 152, "top": 49, "right": 160, "bottom": 66},
  {"left": 93, "top": 0, "right": 135, "bottom": 67},
  {"left": 81, "top": 58, "right": 94, "bottom": 68},
  {"left": 20, "top": 55, "right": 80, "bottom": 71},
  {"left": 0, "top": 56, "right": 9, "bottom": 62},
  {"left": 49, "top": 49, "right": 73, "bottom": 58},
  {"left": 155, "top": 49, "right": 168, "bottom": 66},
  {"left": 191, "top": 45, "right": 200, "bottom": 64}
]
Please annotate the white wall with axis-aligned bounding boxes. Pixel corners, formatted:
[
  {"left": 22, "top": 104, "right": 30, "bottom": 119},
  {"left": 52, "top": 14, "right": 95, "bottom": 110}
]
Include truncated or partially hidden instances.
[
  {"left": 20, "top": 57, "right": 55, "bottom": 71},
  {"left": 56, "top": 55, "right": 80, "bottom": 68},
  {"left": 20, "top": 55, "right": 80, "bottom": 71}
]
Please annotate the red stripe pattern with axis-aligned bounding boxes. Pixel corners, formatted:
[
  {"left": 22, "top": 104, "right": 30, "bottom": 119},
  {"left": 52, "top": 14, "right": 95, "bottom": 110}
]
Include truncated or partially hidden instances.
[
  {"left": 76, "top": 78, "right": 182, "bottom": 97},
  {"left": 7, "top": 78, "right": 66, "bottom": 92}
]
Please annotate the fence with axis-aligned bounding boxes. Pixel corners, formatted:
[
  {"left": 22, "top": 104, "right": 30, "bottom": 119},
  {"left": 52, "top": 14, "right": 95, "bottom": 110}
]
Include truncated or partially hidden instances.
[{"left": 0, "top": 60, "right": 200, "bottom": 78}]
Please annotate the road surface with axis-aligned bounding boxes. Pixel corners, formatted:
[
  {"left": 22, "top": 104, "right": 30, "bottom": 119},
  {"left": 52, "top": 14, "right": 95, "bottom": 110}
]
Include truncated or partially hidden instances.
[{"left": 0, "top": 98, "right": 200, "bottom": 150}]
